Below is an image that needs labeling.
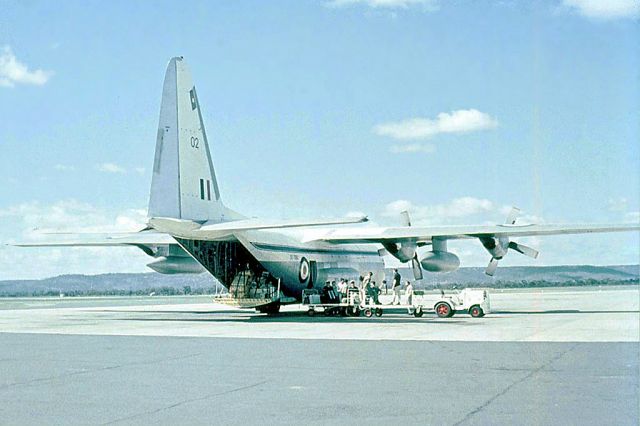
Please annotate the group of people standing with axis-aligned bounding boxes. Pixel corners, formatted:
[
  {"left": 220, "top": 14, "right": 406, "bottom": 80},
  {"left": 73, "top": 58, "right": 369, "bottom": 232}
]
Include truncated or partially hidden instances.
[{"left": 321, "top": 268, "right": 414, "bottom": 306}]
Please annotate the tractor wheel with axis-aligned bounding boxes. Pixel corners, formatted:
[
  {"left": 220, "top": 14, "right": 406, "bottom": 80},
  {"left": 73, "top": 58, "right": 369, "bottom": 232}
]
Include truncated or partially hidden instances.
[
  {"left": 435, "top": 302, "right": 452, "bottom": 318},
  {"left": 364, "top": 308, "right": 373, "bottom": 318},
  {"left": 469, "top": 305, "right": 484, "bottom": 318},
  {"left": 375, "top": 308, "right": 383, "bottom": 317}
]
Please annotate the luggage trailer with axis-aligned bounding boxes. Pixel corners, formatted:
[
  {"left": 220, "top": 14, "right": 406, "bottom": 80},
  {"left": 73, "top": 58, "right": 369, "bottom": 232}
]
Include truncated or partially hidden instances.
[
  {"left": 301, "top": 288, "right": 413, "bottom": 317},
  {"left": 301, "top": 288, "right": 491, "bottom": 318}
]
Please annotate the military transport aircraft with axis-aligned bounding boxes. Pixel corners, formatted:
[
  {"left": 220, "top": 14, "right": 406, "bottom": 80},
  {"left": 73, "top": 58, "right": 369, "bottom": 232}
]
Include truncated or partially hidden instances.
[{"left": 16, "top": 57, "right": 639, "bottom": 313}]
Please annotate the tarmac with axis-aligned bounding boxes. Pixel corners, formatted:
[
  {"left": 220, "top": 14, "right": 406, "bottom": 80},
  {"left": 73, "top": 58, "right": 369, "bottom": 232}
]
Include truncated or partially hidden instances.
[{"left": 0, "top": 286, "right": 638, "bottom": 425}]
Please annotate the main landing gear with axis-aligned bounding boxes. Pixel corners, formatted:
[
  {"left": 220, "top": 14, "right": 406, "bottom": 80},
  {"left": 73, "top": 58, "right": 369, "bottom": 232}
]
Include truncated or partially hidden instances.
[{"left": 257, "top": 303, "right": 281, "bottom": 315}]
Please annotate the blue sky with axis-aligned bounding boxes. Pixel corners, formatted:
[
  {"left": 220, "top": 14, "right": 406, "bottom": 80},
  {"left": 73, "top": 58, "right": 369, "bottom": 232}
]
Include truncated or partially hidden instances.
[{"left": 0, "top": 0, "right": 638, "bottom": 279}]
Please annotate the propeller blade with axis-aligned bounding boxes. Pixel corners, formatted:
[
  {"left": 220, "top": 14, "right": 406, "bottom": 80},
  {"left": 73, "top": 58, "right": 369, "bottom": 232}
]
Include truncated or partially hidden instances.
[
  {"left": 411, "top": 255, "right": 423, "bottom": 280},
  {"left": 508, "top": 241, "right": 539, "bottom": 259},
  {"left": 485, "top": 258, "right": 499, "bottom": 276},
  {"left": 400, "top": 210, "right": 412, "bottom": 227},
  {"left": 505, "top": 207, "right": 520, "bottom": 225}
]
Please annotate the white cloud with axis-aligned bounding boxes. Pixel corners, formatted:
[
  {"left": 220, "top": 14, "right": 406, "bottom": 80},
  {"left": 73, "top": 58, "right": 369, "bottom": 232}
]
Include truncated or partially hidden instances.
[
  {"left": 381, "top": 198, "right": 546, "bottom": 227},
  {"left": 134, "top": 167, "right": 146, "bottom": 175},
  {"left": 0, "top": 200, "right": 150, "bottom": 279},
  {"left": 389, "top": 143, "right": 436, "bottom": 154},
  {"left": 345, "top": 210, "right": 368, "bottom": 218},
  {"left": 0, "top": 46, "right": 53, "bottom": 88},
  {"left": 374, "top": 109, "right": 498, "bottom": 140},
  {"left": 96, "top": 162, "right": 126, "bottom": 174},
  {"left": 562, "top": 0, "right": 639, "bottom": 19},
  {"left": 0, "top": 200, "right": 146, "bottom": 235},
  {"left": 326, "top": 0, "right": 438, "bottom": 10},
  {"left": 625, "top": 211, "right": 640, "bottom": 223},
  {"left": 382, "top": 197, "right": 495, "bottom": 224},
  {"left": 54, "top": 164, "right": 75, "bottom": 172},
  {"left": 607, "top": 197, "right": 628, "bottom": 212}
]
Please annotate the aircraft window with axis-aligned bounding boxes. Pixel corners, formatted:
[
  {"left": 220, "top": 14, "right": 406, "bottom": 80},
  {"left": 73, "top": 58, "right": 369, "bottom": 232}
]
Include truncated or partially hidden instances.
[
  {"left": 206, "top": 180, "right": 211, "bottom": 200},
  {"left": 199, "top": 179, "right": 205, "bottom": 200}
]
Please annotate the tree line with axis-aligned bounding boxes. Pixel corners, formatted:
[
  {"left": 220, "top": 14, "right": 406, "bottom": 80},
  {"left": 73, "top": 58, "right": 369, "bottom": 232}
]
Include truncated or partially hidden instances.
[{"left": 0, "top": 278, "right": 636, "bottom": 298}]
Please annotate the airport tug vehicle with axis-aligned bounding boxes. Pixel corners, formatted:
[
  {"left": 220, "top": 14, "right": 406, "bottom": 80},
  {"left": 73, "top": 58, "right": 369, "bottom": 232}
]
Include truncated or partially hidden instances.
[{"left": 433, "top": 288, "right": 491, "bottom": 318}]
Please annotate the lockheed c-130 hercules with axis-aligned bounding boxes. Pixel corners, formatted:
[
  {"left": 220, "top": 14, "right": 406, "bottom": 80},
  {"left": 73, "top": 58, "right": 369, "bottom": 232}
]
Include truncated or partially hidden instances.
[{"left": 17, "top": 57, "right": 639, "bottom": 313}]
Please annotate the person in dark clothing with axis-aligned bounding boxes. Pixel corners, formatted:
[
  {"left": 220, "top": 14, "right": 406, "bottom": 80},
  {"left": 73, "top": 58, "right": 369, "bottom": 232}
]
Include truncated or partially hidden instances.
[
  {"left": 391, "top": 268, "right": 402, "bottom": 305},
  {"left": 369, "top": 282, "right": 381, "bottom": 305},
  {"left": 321, "top": 280, "right": 332, "bottom": 303}
]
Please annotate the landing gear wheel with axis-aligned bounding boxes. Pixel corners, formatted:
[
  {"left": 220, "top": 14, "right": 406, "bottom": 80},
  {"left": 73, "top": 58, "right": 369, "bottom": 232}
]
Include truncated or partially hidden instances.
[
  {"left": 364, "top": 308, "right": 373, "bottom": 318},
  {"left": 258, "top": 303, "right": 280, "bottom": 315},
  {"left": 413, "top": 306, "right": 424, "bottom": 318},
  {"left": 469, "top": 305, "right": 484, "bottom": 318},
  {"left": 375, "top": 308, "right": 383, "bottom": 317},
  {"left": 435, "top": 302, "right": 452, "bottom": 318}
]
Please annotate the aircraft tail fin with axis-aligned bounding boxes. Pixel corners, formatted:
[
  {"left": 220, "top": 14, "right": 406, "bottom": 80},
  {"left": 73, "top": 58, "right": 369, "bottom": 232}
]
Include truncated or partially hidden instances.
[{"left": 148, "top": 57, "right": 233, "bottom": 223}]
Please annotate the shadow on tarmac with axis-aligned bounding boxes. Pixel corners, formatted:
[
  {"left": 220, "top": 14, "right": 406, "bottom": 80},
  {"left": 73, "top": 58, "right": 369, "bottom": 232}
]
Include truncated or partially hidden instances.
[
  {"left": 100, "top": 311, "right": 469, "bottom": 324},
  {"left": 493, "top": 310, "right": 639, "bottom": 314}
]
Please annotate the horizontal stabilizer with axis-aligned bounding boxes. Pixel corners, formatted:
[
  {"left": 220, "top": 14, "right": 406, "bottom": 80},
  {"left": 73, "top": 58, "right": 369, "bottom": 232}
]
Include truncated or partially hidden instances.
[{"left": 10, "top": 230, "right": 175, "bottom": 247}]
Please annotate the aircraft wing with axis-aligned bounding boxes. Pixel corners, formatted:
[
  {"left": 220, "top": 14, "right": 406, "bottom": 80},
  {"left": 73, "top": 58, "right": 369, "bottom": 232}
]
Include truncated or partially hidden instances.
[
  {"left": 307, "top": 223, "right": 640, "bottom": 244},
  {"left": 149, "top": 215, "right": 369, "bottom": 240}
]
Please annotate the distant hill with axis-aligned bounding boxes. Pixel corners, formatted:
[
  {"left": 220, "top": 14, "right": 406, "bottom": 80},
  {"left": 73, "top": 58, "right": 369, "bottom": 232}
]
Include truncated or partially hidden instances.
[
  {"left": 0, "top": 273, "right": 221, "bottom": 296},
  {"left": 414, "top": 264, "right": 639, "bottom": 285},
  {"left": 0, "top": 265, "right": 637, "bottom": 296}
]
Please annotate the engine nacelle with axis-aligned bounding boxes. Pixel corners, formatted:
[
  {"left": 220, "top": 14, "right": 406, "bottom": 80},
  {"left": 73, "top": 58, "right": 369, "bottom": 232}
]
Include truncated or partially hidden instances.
[
  {"left": 479, "top": 236, "right": 509, "bottom": 260},
  {"left": 382, "top": 241, "right": 417, "bottom": 263},
  {"left": 420, "top": 251, "right": 460, "bottom": 273},
  {"left": 146, "top": 256, "right": 205, "bottom": 274}
]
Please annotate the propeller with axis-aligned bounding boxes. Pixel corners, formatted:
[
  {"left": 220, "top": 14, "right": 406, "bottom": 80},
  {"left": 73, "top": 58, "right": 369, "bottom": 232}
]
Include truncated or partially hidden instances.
[
  {"left": 401, "top": 210, "right": 424, "bottom": 280},
  {"left": 411, "top": 254, "right": 423, "bottom": 280},
  {"left": 484, "top": 207, "right": 539, "bottom": 276}
]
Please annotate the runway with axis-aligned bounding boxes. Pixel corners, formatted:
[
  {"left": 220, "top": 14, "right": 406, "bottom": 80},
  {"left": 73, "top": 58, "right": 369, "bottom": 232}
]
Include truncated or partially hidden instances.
[
  {"left": 0, "top": 287, "right": 638, "bottom": 425},
  {"left": 0, "top": 287, "right": 637, "bottom": 342}
]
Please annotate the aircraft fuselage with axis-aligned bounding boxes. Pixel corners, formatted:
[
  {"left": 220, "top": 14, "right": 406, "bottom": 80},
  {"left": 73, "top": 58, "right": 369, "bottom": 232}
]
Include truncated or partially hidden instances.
[{"left": 175, "top": 229, "right": 385, "bottom": 300}]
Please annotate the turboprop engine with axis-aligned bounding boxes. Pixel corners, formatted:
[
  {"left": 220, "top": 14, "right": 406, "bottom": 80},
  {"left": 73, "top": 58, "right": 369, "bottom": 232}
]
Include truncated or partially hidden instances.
[
  {"left": 419, "top": 238, "right": 460, "bottom": 272},
  {"left": 479, "top": 207, "right": 539, "bottom": 276}
]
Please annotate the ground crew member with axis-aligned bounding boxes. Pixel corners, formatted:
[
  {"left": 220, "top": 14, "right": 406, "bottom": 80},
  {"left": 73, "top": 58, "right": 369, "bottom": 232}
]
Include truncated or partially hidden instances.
[
  {"left": 391, "top": 268, "right": 401, "bottom": 305},
  {"left": 321, "top": 280, "right": 331, "bottom": 303},
  {"left": 370, "top": 282, "right": 381, "bottom": 305},
  {"left": 405, "top": 280, "right": 414, "bottom": 307},
  {"left": 361, "top": 272, "right": 373, "bottom": 305},
  {"left": 338, "top": 279, "right": 347, "bottom": 301},
  {"left": 329, "top": 281, "right": 338, "bottom": 302},
  {"left": 348, "top": 280, "right": 358, "bottom": 304}
]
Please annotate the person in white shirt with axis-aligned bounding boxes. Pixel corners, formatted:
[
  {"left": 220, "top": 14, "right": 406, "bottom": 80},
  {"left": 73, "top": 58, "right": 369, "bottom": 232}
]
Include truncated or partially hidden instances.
[
  {"left": 361, "top": 272, "right": 373, "bottom": 305},
  {"left": 405, "top": 281, "right": 414, "bottom": 307},
  {"left": 338, "top": 279, "right": 347, "bottom": 302}
]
